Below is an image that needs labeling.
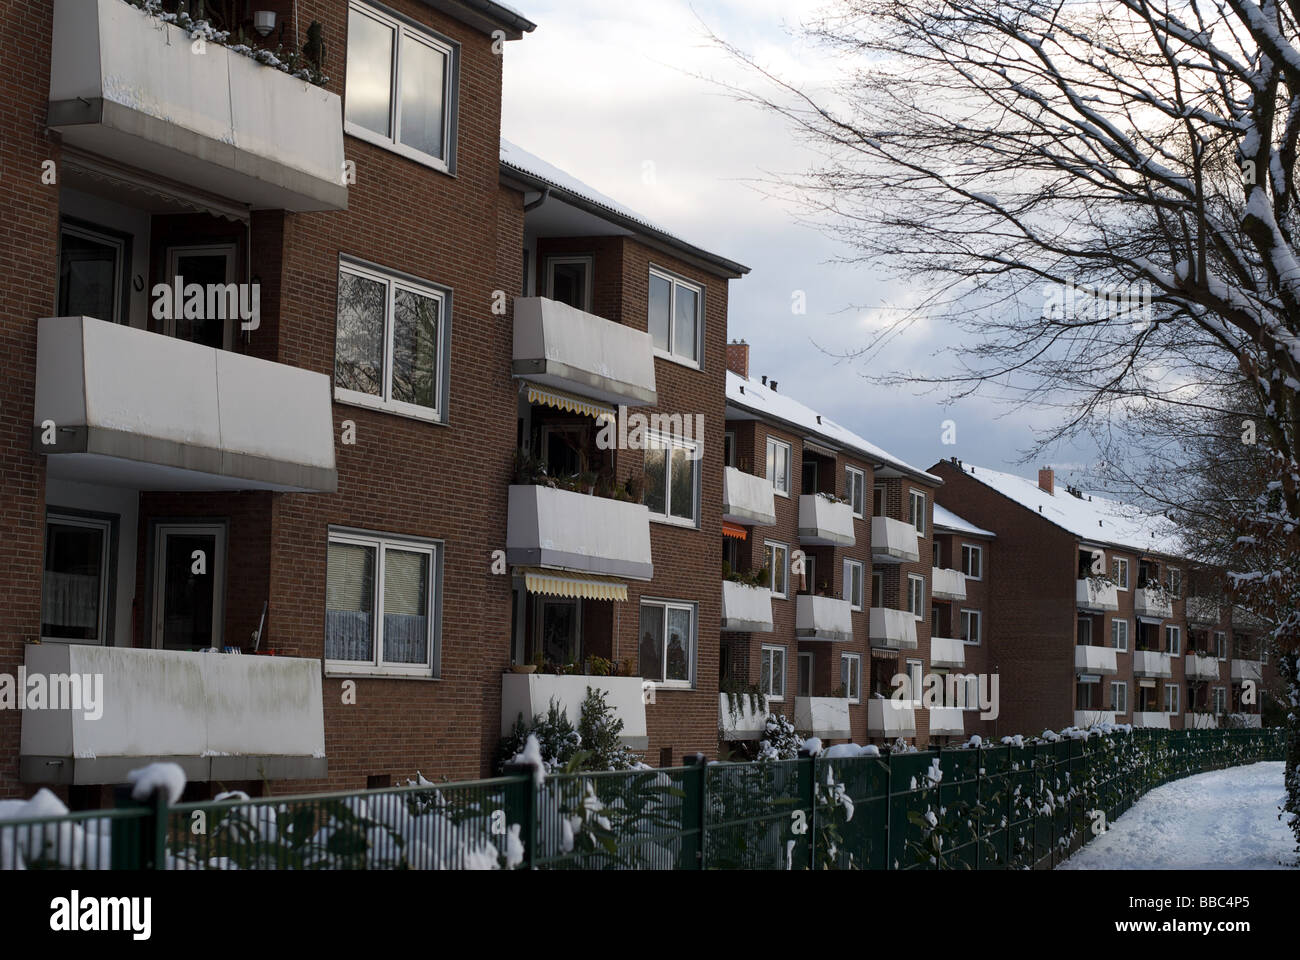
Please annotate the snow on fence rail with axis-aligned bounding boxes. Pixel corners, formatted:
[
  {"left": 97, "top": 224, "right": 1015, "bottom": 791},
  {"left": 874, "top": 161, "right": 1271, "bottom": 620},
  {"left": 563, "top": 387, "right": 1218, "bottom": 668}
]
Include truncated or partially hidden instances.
[{"left": 0, "top": 727, "right": 1285, "bottom": 870}]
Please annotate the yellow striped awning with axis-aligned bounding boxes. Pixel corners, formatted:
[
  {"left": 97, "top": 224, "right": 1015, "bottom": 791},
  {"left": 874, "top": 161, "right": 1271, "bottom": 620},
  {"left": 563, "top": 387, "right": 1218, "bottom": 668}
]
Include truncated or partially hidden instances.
[
  {"left": 521, "top": 567, "right": 628, "bottom": 601},
  {"left": 524, "top": 383, "right": 615, "bottom": 422}
]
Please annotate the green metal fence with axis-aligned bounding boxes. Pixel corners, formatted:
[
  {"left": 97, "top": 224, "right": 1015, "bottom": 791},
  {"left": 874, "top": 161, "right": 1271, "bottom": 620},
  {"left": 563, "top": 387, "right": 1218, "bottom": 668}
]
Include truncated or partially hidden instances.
[{"left": 0, "top": 727, "right": 1285, "bottom": 870}]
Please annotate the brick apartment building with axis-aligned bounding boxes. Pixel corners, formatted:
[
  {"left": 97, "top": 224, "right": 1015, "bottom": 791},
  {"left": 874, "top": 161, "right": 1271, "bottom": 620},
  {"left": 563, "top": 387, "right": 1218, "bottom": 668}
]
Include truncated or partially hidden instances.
[
  {"left": 1, "top": 0, "right": 750, "bottom": 801},
  {"left": 930, "top": 460, "right": 1274, "bottom": 737}
]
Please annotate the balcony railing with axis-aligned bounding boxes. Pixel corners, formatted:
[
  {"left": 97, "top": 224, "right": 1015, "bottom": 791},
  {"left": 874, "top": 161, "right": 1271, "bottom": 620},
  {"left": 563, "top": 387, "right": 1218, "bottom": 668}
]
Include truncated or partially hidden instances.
[
  {"left": 1188, "top": 713, "right": 1219, "bottom": 729},
  {"left": 870, "top": 516, "right": 920, "bottom": 563},
  {"left": 1230, "top": 659, "right": 1263, "bottom": 683},
  {"left": 1074, "top": 645, "right": 1118, "bottom": 675},
  {"left": 1185, "top": 654, "right": 1220, "bottom": 681},
  {"left": 1076, "top": 579, "right": 1119, "bottom": 613},
  {"left": 931, "top": 568, "right": 967, "bottom": 602},
  {"left": 1186, "top": 598, "right": 1219, "bottom": 626},
  {"left": 1073, "top": 710, "right": 1117, "bottom": 727},
  {"left": 868, "top": 698, "right": 917, "bottom": 738},
  {"left": 721, "top": 580, "right": 774, "bottom": 633},
  {"left": 722, "top": 467, "right": 777, "bottom": 526},
  {"left": 34, "top": 316, "right": 337, "bottom": 492},
  {"left": 512, "top": 297, "right": 657, "bottom": 407},
  {"left": 50, "top": 0, "right": 347, "bottom": 211},
  {"left": 1132, "top": 650, "right": 1173, "bottom": 678},
  {"left": 19, "top": 642, "right": 326, "bottom": 784},
  {"left": 795, "top": 594, "right": 854, "bottom": 643},
  {"left": 501, "top": 674, "right": 648, "bottom": 749},
  {"left": 794, "top": 697, "right": 852, "bottom": 739},
  {"left": 1132, "top": 711, "right": 1171, "bottom": 729},
  {"left": 1134, "top": 588, "right": 1174, "bottom": 620},
  {"left": 869, "top": 607, "right": 919, "bottom": 651},
  {"left": 929, "top": 635, "right": 967, "bottom": 670},
  {"left": 797, "top": 494, "right": 855, "bottom": 547},
  {"left": 506, "top": 484, "right": 653, "bottom": 581},
  {"left": 718, "top": 693, "right": 770, "bottom": 740},
  {"left": 928, "top": 706, "right": 965, "bottom": 737}
]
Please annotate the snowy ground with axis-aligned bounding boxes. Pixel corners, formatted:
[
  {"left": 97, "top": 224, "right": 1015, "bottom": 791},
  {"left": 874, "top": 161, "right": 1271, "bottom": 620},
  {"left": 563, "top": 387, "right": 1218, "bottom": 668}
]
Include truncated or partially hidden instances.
[{"left": 1058, "top": 762, "right": 1296, "bottom": 870}]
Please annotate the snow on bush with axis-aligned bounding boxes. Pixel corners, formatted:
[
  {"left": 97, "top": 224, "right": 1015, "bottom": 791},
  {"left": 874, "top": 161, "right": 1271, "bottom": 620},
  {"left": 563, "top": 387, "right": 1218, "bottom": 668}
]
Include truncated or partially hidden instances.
[{"left": 127, "top": 762, "right": 187, "bottom": 804}]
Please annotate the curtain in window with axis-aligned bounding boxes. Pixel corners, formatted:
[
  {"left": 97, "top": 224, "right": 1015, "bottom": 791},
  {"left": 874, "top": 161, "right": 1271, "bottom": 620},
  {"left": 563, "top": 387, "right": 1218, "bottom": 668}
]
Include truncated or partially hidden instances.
[
  {"left": 639, "top": 606, "right": 664, "bottom": 682},
  {"left": 383, "top": 549, "right": 429, "bottom": 664},
  {"left": 326, "top": 542, "right": 375, "bottom": 661}
]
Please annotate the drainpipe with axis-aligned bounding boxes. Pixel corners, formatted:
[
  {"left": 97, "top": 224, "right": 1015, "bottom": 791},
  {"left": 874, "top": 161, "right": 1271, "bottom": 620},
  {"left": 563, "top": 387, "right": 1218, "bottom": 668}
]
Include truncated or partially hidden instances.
[{"left": 523, "top": 187, "right": 550, "bottom": 212}]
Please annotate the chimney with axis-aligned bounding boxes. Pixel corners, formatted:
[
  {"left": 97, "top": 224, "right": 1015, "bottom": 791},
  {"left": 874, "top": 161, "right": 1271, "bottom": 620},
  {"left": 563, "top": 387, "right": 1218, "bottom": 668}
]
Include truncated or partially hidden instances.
[
  {"left": 1038, "top": 467, "right": 1054, "bottom": 496},
  {"left": 726, "top": 340, "right": 750, "bottom": 378},
  {"left": 770, "top": 381, "right": 778, "bottom": 392}
]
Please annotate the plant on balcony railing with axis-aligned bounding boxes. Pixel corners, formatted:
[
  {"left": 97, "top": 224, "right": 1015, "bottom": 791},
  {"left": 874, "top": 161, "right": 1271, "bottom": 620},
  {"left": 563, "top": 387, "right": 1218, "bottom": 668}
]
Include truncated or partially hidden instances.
[
  {"left": 496, "top": 687, "right": 641, "bottom": 774},
  {"left": 721, "top": 561, "right": 770, "bottom": 589},
  {"left": 512, "top": 451, "right": 645, "bottom": 504},
  {"left": 1084, "top": 572, "right": 1117, "bottom": 590},
  {"left": 719, "top": 674, "right": 765, "bottom": 724},
  {"left": 816, "top": 491, "right": 851, "bottom": 505},
  {"left": 124, "top": 0, "right": 329, "bottom": 86},
  {"left": 1138, "top": 579, "right": 1173, "bottom": 603}
]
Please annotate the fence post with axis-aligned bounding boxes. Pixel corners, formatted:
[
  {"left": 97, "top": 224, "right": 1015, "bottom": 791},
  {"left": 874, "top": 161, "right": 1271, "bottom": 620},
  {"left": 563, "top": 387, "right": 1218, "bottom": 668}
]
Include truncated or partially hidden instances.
[
  {"left": 502, "top": 765, "right": 538, "bottom": 870},
  {"left": 798, "top": 749, "right": 816, "bottom": 870},
  {"left": 883, "top": 751, "right": 893, "bottom": 870},
  {"left": 680, "top": 752, "right": 707, "bottom": 870},
  {"left": 111, "top": 784, "right": 169, "bottom": 870}
]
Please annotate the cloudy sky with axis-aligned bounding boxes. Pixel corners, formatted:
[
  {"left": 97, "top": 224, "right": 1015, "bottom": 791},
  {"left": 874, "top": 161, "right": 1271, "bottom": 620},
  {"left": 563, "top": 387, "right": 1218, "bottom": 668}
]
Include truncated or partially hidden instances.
[{"left": 501, "top": 0, "right": 1100, "bottom": 484}]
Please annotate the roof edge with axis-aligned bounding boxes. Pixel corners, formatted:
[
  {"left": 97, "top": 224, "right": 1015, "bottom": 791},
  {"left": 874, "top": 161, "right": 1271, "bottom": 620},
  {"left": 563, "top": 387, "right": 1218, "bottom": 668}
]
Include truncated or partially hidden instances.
[{"left": 420, "top": 0, "right": 536, "bottom": 40}]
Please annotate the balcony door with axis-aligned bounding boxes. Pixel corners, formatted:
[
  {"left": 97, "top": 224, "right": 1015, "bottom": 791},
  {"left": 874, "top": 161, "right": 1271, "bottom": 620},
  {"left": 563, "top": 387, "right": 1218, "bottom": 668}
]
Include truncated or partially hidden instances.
[
  {"left": 152, "top": 523, "right": 226, "bottom": 651},
  {"left": 165, "top": 243, "right": 238, "bottom": 349},
  {"left": 58, "top": 220, "right": 128, "bottom": 325},
  {"left": 535, "top": 597, "right": 581, "bottom": 668}
]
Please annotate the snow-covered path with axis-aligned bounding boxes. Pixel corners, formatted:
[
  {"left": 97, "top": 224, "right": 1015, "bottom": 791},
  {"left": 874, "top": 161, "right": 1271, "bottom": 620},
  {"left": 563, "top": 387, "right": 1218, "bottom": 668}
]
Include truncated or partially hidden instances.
[{"left": 1058, "top": 762, "right": 1295, "bottom": 870}]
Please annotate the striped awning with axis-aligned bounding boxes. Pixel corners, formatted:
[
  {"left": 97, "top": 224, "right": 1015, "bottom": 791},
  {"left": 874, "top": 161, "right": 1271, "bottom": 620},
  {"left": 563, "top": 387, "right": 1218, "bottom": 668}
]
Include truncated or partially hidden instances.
[
  {"left": 722, "top": 521, "right": 748, "bottom": 540},
  {"left": 524, "top": 383, "right": 615, "bottom": 422},
  {"left": 521, "top": 567, "right": 628, "bottom": 601}
]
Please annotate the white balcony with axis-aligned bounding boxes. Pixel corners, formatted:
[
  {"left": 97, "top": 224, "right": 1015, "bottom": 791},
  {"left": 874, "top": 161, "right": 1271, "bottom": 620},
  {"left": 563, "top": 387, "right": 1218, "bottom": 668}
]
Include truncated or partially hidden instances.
[
  {"left": 718, "top": 693, "right": 770, "bottom": 740},
  {"left": 1076, "top": 579, "right": 1119, "bottom": 613},
  {"left": 1074, "top": 645, "right": 1118, "bottom": 675},
  {"left": 722, "top": 467, "right": 777, "bottom": 526},
  {"left": 929, "top": 635, "right": 966, "bottom": 669},
  {"left": 1186, "top": 598, "right": 1219, "bottom": 626},
  {"left": 795, "top": 697, "right": 852, "bottom": 739},
  {"left": 1188, "top": 713, "right": 1218, "bottom": 729},
  {"left": 1132, "top": 650, "right": 1173, "bottom": 678},
  {"left": 49, "top": 0, "right": 346, "bottom": 211},
  {"left": 869, "top": 607, "right": 919, "bottom": 651},
  {"left": 1230, "top": 659, "right": 1263, "bottom": 683},
  {"left": 721, "top": 581, "right": 774, "bottom": 633},
  {"left": 868, "top": 698, "right": 917, "bottom": 738},
  {"left": 1073, "top": 710, "right": 1117, "bottom": 728},
  {"left": 1132, "top": 711, "right": 1171, "bottom": 729},
  {"left": 502, "top": 674, "right": 648, "bottom": 749},
  {"left": 1134, "top": 588, "right": 1174, "bottom": 620},
  {"left": 795, "top": 594, "right": 854, "bottom": 643},
  {"left": 512, "top": 298, "right": 657, "bottom": 407},
  {"left": 507, "top": 484, "right": 653, "bottom": 581},
  {"left": 1186, "top": 654, "right": 1221, "bottom": 681},
  {"left": 871, "top": 516, "right": 920, "bottom": 563},
  {"left": 34, "top": 316, "right": 336, "bottom": 492},
  {"left": 797, "top": 494, "right": 855, "bottom": 547},
  {"left": 20, "top": 642, "right": 326, "bottom": 784},
  {"left": 928, "top": 706, "right": 965, "bottom": 737},
  {"left": 931, "top": 568, "right": 967, "bottom": 602},
  {"left": 1233, "top": 606, "right": 1269, "bottom": 631}
]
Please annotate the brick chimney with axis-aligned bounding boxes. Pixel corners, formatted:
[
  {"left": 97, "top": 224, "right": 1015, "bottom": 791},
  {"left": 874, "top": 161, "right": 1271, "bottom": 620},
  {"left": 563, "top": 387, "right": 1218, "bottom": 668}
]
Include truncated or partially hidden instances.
[
  {"left": 1038, "top": 467, "right": 1055, "bottom": 495},
  {"left": 726, "top": 340, "right": 749, "bottom": 378}
]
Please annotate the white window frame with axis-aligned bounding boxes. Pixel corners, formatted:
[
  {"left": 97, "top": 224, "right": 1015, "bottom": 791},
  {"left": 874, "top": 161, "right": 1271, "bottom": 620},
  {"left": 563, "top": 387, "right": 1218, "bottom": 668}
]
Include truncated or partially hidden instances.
[
  {"left": 151, "top": 522, "right": 227, "bottom": 651},
  {"left": 765, "top": 541, "right": 789, "bottom": 599},
  {"left": 871, "top": 571, "right": 884, "bottom": 608},
  {"left": 1164, "top": 682, "right": 1179, "bottom": 715},
  {"left": 1111, "top": 680, "right": 1128, "bottom": 715},
  {"left": 58, "top": 221, "right": 127, "bottom": 326},
  {"left": 645, "top": 431, "right": 701, "bottom": 528},
  {"left": 344, "top": 1, "right": 457, "bottom": 173},
  {"left": 544, "top": 255, "right": 593, "bottom": 312},
  {"left": 797, "top": 651, "right": 814, "bottom": 698},
  {"left": 1212, "top": 685, "right": 1226, "bottom": 714},
  {"left": 639, "top": 599, "right": 696, "bottom": 689},
  {"left": 1112, "top": 618, "right": 1129, "bottom": 653},
  {"left": 961, "top": 543, "right": 982, "bottom": 580},
  {"left": 1214, "top": 630, "right": 1227, "bottom": 660},
  {"left": 960, "top": 608, "right": 981, "bottom": 645},
  {"left": 1112, "top": 557, "right": 1130, "bottom": 590},
  {"left": 843, "top": 558, "right": 864, "bottom": 611},
  {"left": 761, "top": 644, "right": 786, "bottom": 700},
  {"left": 42, "top": 512, "right": 114, "bottom": 645},
  {"left": 1167, "top": 566, "right": 1182, "bottom": 599},
  {"left": 909, "top": 490, "right": 926, "bottom": 536},
  {"left": 872, "top": 485, "right": 886, "bottom": 518},
  {"left": 906, "top": 659, "right": 924, "bottom": 706},
  {"left": 907, "top": 573, "right": 925, "bottom": 620},
  {"left": 724, "top": 430, "right": 736, "bottom": 468},
  {"left": 841, "top": 652, "right": 862, "bottom": 704},
  {"left": 648, "top": 266, "right": 703, "bottom": 368},
  {"left": 1165, "top": 624, "right": 1182, "bottom": 656},
  {"left": 325, "top": 530, "right": 440, "bottom": 679},
  {"left": 163, "top": 242, "right": 238, "bottom": 349},
  {"left": 335, "top": 258, "right": 448, "bottom": 422},
  {"left": 845, "top": 465, "right": 866, "bottom": 518},
  {"left": 766, "top": 438, "right": 792, "bottom": 497}
]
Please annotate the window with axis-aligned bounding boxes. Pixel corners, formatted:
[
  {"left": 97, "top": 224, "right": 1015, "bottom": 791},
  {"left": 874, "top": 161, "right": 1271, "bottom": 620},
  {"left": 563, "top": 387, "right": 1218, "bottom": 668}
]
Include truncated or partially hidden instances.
[
  {"left": 960, "top": 609, "right": 981, "bottom": 645},
  {"left": 326, "top": 531, "right": 439, "bottom": 677},
  {"left": 872, "top": 486, "right": 886, "bottom": 517},
  {"left": 1112, "top": 618, "right": 1129, "bottom": 652},
  {"left": 766, "top": 438, "right": 792, "bottom": 496},
  {"left": 1165, "top": 625, "right": 1182, "bottom": 656},
  {"left": 1077, "top": 617, "right": 1093, "bottom": 646},
  {"left": 1212, "top": 686, "right": 1226, "bottom": 714},
  {"left": 1111, "top": 681, "right": 1128, "bottom": 715},
  {"left": 962, "top": 544, "right": 982, "bottom": 579},
  {"left": 1214, "top": 630, "right": 1226, "bottom": 660},
  {"left": 841, "top": 653, "right": 862, "bottom": 703},
  {"left": 907, "top": 574, "right": 925, "bottom": 619},
  {"left": 42, "top": 513, "right": 114, "bottom": 644},
  {"left": 932, "top": 541, "right": 942, "bottom": 568},
  {"left": 906, "top": 659, "right": 924, "bottom": 703},
  {"left": 648, "top": 267, "right": 702, "bottom": 365},
  {"left": 345, "top": 1, "right": 457, "bottom": 171},
  {"left": 797, "top": 652, "right": 814, "bottom": 698},
  {"left": 760, "top": 645, "right": 786, "bottom": 699},
  {"left": 536, "top": 597, "right": 581, "bottom": 665},
  {"left": 802, "top": 459, "right": 818, "bottom": 495},
  {"left": 724, "top": 431, "right": 736, "bottom": 468},
  {"left": 845, "top": 466, "right": 866, "bottom": 518},
  {"left": 545, "top": 256, "right": 592, "bottom": 312},
  {"left": 1112, "top": 557, "right": 1130, "bottom": 590},
  {"left": 58, "top": 220, "right": 127, "bottom": 325},
  {"left": 843, "top": 559, "right": 864, "bottom": 611},
  {"left": 335, "top": 259, "right": 448, "bottom": 421},
  {"left": 1166, "top": 567, "right": 1182, "bottom": 598},
  {"left": 765, "top": 541, "right": 789, "bottom": 598},
  {"left": 1164, "top": 683, "right": 1179, "bottom": 714},
  {"left": 909, "top": 490, "right": 926, "bottom": 536},
  {"left": 871, "top": 571, "right": 883, "bottom": 608},
  {"left": 644, "top": 433, "right": 700, "bottom": 525},
  {"left": 639, "top": 600, "right": 695, "bottom": 686}
]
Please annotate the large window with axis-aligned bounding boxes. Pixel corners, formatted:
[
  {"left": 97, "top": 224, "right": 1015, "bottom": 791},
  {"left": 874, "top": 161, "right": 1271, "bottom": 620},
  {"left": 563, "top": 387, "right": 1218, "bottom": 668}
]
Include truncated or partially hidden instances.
[
  {"left": 960, "top": 608, "right": 981, "bottom": 645},
  {"left": 841, "top": 653, "right": 862, "bottom": 703},
  {"left": 1165, "top": 625, "right": 1182, "bottom": 656},
  {"left": 42, "top": 513, "right": 113, "bottom": 644},
  {"left": 639, "top": 600, "right": 695, "bottom": 686},
  {"left": 766, "top": 438, "right": 792, "bottom": 496},
  {"left": 843, "top": 558, "right": 864, "bottom": 611},
  {"left": 907, "top": 574, "right": 925, "bottom": 619},
  {"left": 326, "top": 531, "right": 440, "bottom": 677},
  {"left": 545, "top": 256, "right": 592, "bottom": 312},
  {"left": 1112, "top": 618, "right": 1129, "bottom": 652},
  {"left": 648, "top": 267, "right": 702, "bottom": 365},
  {"left": 1111, "top": 681, "right": 1128, "bottom": 715},
  {"left": 1214, "top": 630, "right": 1227, "bottom": 660},
  {"left": 1112, "top": 557, "right": 1130, "bottom": 590},
  {"left": 909, "top": 490, "right": 926, "bottom": 536},
  {"left": 1164, "top": 683, "right": 1179, "bottom": 714},
  {"left": 962, "top": 544, "right": 982, "bottom": 579},
  {"left": 644, "top": 433, "right": 700, "bottom": 525},
  {"left": 345, "top": 1, "right": 456, "bottom": 171},
  {"left": 760, "top": 644, "right": 786, "bottom": 700},
  {"left": 335, "top": 259, "right": 448, "bottom": 421},
  {"left": 845, "top": 466, "right": 866, "bottom": 518},
  {"left": 1212, "top": 685, "right": 1226, "bottom": 714},
  {"left": 765, "top": 541, "right": 789, "bottom": 598},
  {"left": 58, "top": 220, "right": 127, "bottom": 325}
]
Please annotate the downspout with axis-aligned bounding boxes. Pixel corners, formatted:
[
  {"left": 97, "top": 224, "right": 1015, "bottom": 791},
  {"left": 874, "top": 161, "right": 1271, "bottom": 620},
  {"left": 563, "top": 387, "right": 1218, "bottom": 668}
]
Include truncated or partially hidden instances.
[{"left": 523, "top": 187, "right": 550, "bottom": 212}]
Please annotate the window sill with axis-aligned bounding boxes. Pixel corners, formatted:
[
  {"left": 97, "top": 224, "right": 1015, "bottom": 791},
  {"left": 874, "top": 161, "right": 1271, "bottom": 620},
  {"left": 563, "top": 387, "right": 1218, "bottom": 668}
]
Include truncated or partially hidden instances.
[
  {"left": 652, "top": 348, "right": 701, "bottom": 372},
  {"left": 335, "top": 391, "right": 445, "bottom": 426},
  {"left": 345, "top": 123, "right": 453, "bottom": 177},
  {"left": 324, "top": 663, "right": 437, "bottom": 680},
  {"left": 648, "top": 681, "right": 694, "bottom": 693},
  {"left": 650, "top": 514, "right": 699, "bottom": 531}
]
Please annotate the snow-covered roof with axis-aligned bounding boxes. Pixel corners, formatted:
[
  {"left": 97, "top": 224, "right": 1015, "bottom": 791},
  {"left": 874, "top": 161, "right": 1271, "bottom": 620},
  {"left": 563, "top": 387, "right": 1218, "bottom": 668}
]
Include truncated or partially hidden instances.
[
  {"left": 500, "top": 139, "right": 748, "bottom": 278},
  {"left": 934, "top": 503, "right": 994, "bottom": 538},
  {"left": 725, "top": 371, "right": 940, "bottom": 483},
  {"left": 955, "top": 463, "right": 1183, "bottom": 557}
]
